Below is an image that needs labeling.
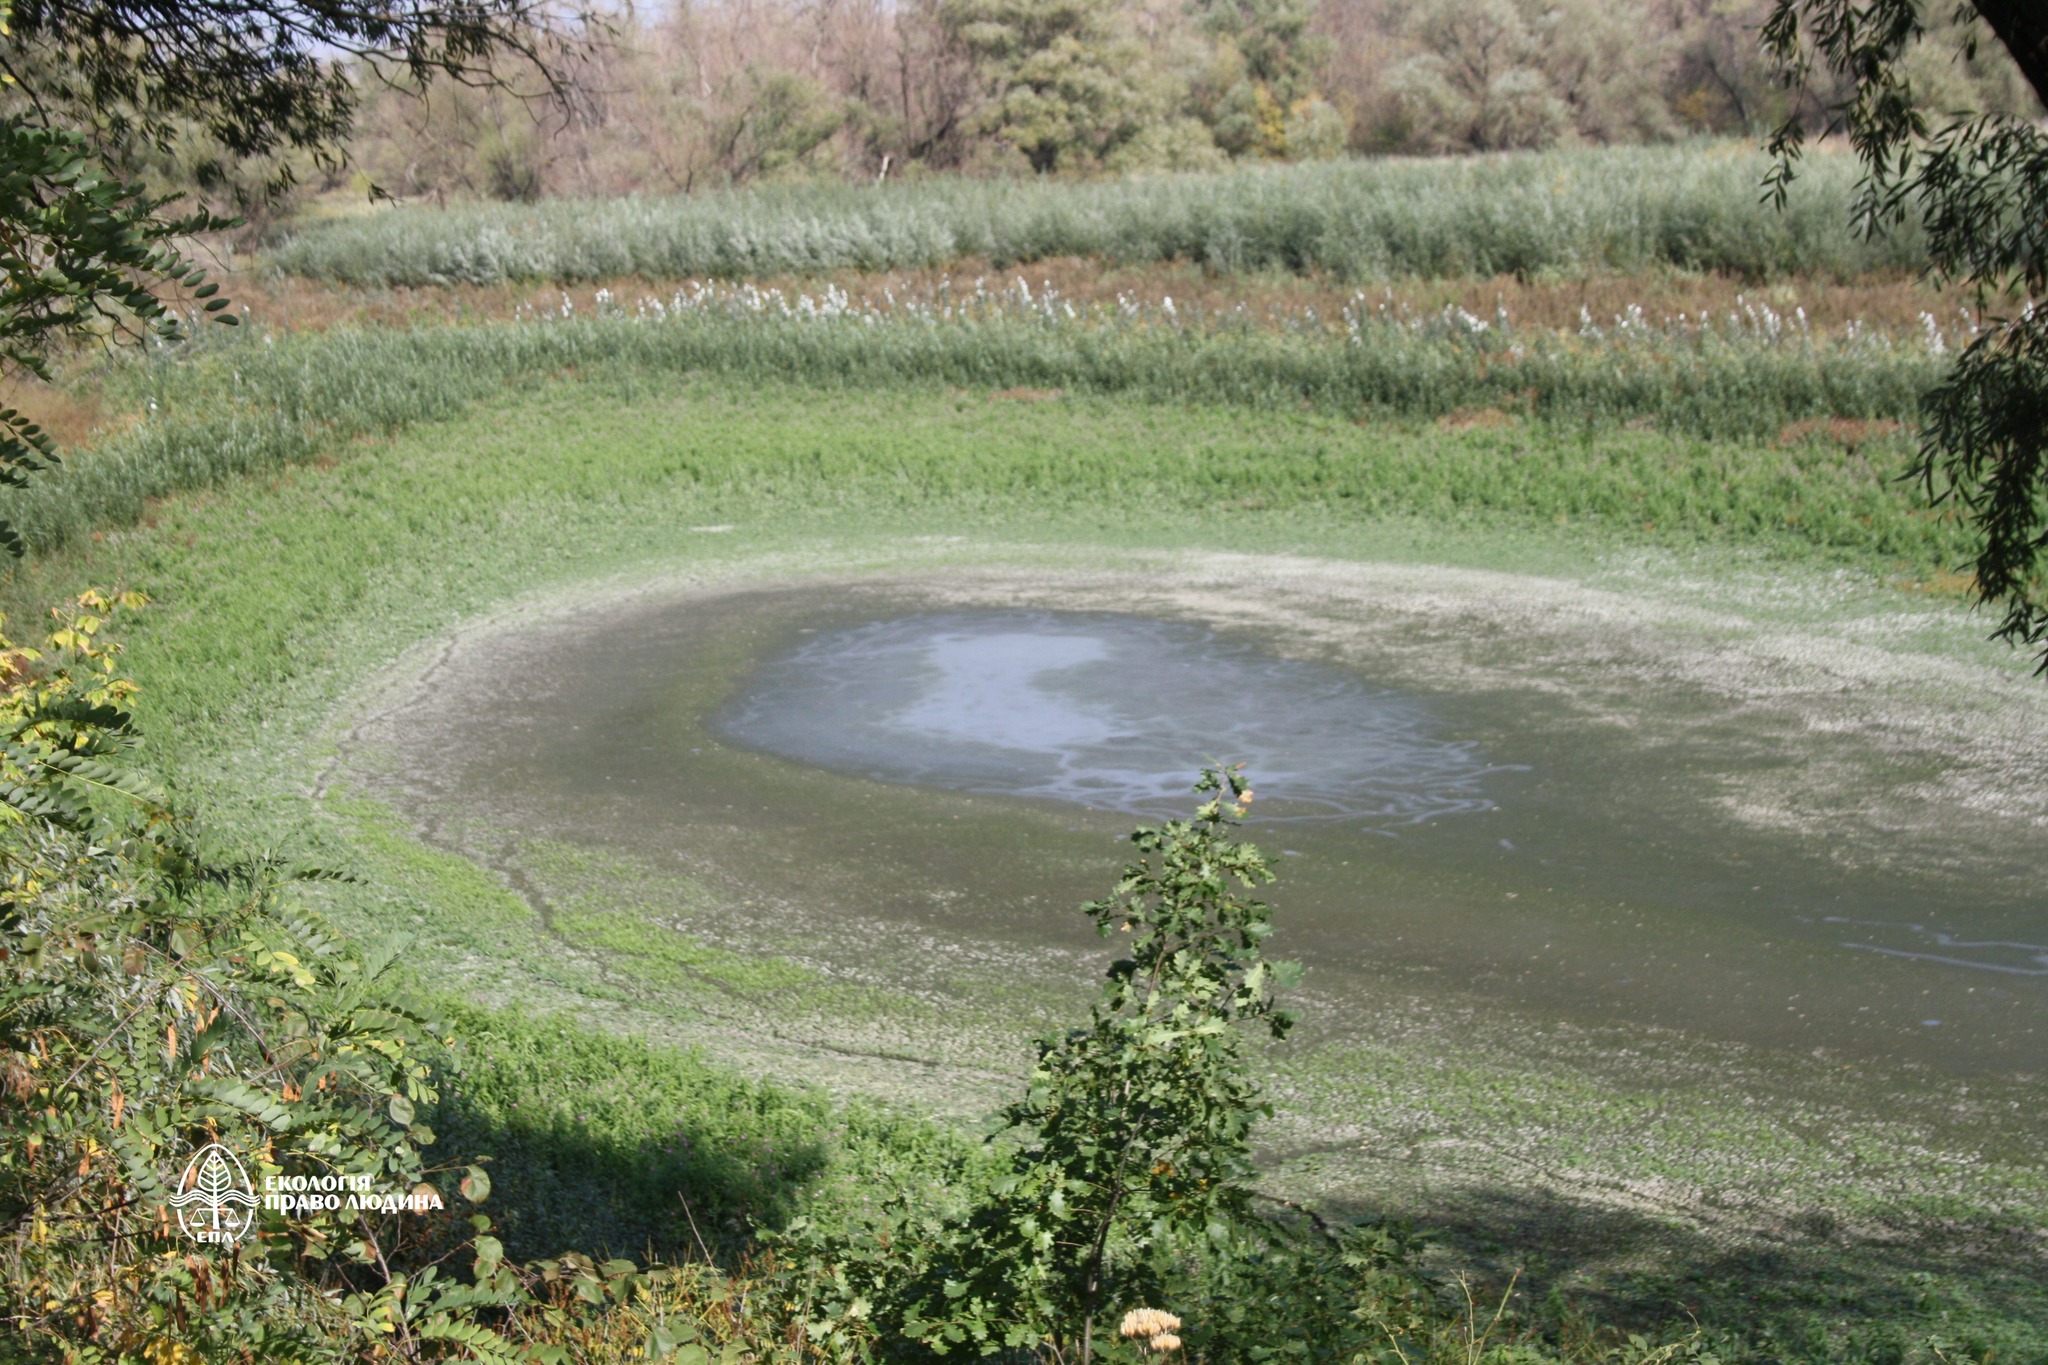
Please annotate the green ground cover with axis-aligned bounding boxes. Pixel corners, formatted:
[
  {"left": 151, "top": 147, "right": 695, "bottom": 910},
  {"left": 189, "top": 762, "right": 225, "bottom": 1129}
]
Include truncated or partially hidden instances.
[
  {"left": 268, "top": 144, "right": 1922, "bottom": 287},
  {"left": 426, "top": 999, "right": 980, "bottom": 1266},
  {"left": 22, "top": 299, "right": 1947, "bottom": 564},
  {"left": 4, "top": 341, "right": 2042, "bottom": 1359},
  {"left": 23, "top": 363, "right": 1975, "bottom": 760}
]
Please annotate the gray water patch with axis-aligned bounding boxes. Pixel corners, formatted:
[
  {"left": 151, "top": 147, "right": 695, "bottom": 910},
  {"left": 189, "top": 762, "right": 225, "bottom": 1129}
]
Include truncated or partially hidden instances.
[
  {"left": 714, "top": 612, "right": 1512, "bottom": 824},
  {"left": 330, "top": 562, "right": 2048, "bottom": 1084},
  {"left": 1827, "top": 918, "right": 2048, "bottom": 976}
]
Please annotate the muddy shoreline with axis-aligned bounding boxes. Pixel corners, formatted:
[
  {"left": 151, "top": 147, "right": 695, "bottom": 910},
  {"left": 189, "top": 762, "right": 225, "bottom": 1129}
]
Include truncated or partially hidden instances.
[{"left": 318, "top": 548, "right": 2048, "bottom": 1304}]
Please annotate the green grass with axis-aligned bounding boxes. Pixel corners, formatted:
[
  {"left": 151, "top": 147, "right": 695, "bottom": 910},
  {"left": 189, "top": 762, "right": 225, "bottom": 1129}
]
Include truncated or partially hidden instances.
[
  {"left": 427, "top": 1000, "right": 980, "bottom": 1265},
  {"left": 5, "top": 342, "right": 2037, "bottom": 1359},
  {"left": 523, "top": 838, "right": 824, "bottom": 996},
  {"left": 26, "top": 301, "right": 1949, "bottom": 566},
  {"left": 268, "top": 143, "right": 1924, "bottom": 286}
]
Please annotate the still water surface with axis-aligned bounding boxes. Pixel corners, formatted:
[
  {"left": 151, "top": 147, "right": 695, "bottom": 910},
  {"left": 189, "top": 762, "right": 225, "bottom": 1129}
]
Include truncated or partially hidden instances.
[
  {"left": 713, "top": 606, "right": 2047, "bottom": 1073},
  {"left": 362, "top": 586, "right": 2048, "bottom": 1086},
  {"left": 716, "top": 612, "right": 1511, "bottom": 824}
]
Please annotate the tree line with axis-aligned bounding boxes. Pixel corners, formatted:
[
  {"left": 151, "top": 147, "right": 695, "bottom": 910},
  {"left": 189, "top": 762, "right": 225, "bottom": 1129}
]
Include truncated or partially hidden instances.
[{"left": 86, "top": 0, "right": 2036, "bottom": 214}]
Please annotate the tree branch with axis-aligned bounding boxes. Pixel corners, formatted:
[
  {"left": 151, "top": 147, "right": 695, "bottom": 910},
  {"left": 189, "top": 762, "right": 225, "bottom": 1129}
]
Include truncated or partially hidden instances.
[{"left": 1970, "top": 0, "right": 2048, "bottom": 108}]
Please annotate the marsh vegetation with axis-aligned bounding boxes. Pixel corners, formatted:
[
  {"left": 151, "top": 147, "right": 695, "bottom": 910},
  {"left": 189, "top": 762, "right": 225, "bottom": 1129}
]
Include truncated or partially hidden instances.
[{"left": 6, "top": 118, "right": 2048, "bottom": 1364}]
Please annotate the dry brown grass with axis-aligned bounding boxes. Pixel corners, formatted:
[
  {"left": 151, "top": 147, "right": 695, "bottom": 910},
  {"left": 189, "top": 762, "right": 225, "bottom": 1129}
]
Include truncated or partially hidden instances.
[
  {"left": 0, "top": 373, "right": 133, "bottom": 450},
  {"left": 217, "top": 258, "right": 1972, "bottom": 341},
  {"left": 1436, "top": 407, "right": 1519, "bottom": 431},
  {"left": 1897, "top": 568, "right": 1979, "bottom": 596},
  {"left": 1776, "top": 417, "right": 1906, "bottom": 450},
  {"left": 0, "top": 256, "right": 1958, "bottom": 488}
]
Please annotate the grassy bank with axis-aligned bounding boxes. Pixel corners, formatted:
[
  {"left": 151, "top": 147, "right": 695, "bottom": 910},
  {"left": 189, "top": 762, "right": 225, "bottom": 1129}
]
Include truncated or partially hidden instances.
[
  {"left": 426, "top": 999, "right": 983, "bottom": 1265},
  {"left": 0, "top": 348, "right": 2040, "bottom": 1358},
  {"left": 42, "top": 369, "right": 1979, "bottom": 749},
  {"left": 20, "top": 298, "right": 1952, "bottom": 566},
  {"left": 0, "top": 231, "right": 2036, "bottom": 1361},
  {"left": 269, "top": 144, "right": 1924, "bottom": 287}
]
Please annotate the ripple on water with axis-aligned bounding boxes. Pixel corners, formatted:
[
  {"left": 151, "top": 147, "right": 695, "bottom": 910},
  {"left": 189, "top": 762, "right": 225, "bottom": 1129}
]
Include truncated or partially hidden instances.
[{"left": 714, "top": 611, "right": 1516, "bottom": 825}]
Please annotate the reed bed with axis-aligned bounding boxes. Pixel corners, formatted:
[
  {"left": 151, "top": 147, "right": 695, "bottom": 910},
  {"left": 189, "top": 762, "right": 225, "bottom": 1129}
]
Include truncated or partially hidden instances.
[
  {"left": 270, "top": 144, "right": 1924, "bottom": 288},
  {"left": 17, "top": 281, "right": 1953, "bottom": 568}
]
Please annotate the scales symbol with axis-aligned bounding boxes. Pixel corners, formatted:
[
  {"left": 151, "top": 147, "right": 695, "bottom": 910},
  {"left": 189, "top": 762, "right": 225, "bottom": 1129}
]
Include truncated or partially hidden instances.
[{"left": 167, "top": 1142, "right": 256, "bottom": 1243}]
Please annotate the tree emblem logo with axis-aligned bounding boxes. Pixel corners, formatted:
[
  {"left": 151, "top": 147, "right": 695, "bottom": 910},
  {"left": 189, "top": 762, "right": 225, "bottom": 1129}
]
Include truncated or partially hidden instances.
[{"left": 167, "top": 1142, "right": 257, "bottom": 1243}]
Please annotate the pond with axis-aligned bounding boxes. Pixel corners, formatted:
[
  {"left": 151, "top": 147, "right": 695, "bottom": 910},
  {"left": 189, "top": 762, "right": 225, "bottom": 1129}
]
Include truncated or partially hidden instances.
[
  {"left": 714, "top": 611, "right": 1510, "bottom": 824},
  {"left": 345, "top": 568, "right": 2048, "bottom": 1108},
  {"left": 708, "top": 602, "right": 2048, "bottom": 1069}
]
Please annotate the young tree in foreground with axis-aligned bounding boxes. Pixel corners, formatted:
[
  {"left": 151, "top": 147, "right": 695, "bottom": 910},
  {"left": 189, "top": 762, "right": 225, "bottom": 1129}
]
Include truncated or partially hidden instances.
[
  {"left": 782, "top": 768, "right": 1308, "bottom": 1365},
  {"left": 963, "top": 766, "right": 1299, "bottom": 1365},
  {"left": 1763, "top": 1, "right": 2048, "bottom": 669}
]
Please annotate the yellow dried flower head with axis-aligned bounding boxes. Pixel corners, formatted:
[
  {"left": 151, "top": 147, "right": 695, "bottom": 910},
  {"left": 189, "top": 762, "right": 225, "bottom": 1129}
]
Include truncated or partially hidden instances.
[
  {"left": 1150, "top": 1334, "right": 1183, "bottom": 1353},
  {"left": 1118, "top": 1309, "right": 1183, "bottom": 1340}
]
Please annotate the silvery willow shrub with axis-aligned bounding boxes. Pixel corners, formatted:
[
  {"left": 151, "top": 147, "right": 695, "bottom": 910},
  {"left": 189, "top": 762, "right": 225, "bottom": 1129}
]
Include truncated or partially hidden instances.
[{"left": 269, "top": 146, "right": 1923, "bottom": 288}]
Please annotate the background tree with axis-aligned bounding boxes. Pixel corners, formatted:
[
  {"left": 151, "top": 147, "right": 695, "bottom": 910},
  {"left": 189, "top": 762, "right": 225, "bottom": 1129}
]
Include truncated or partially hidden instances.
[
  {"left": 1666, "top": 0, "right": 1803, "bottom": 132},
  {"left": 1763, "top": 1, "right": 2048, "bottom": 669},
  {"left": 939, "top": 0, "right": 1153, "bottom": 173},
  {"left": 1386, "top": 0, "right": 1673, "bottom": 153},
  {"left": 1193, "top": 0, "right": 1336, "bottom": 158},
  {"left": 838, "top": 0, "right": 983, "bottom": 173},
  {"left": 324, "top": 0, "right": 2045, "bottom": 192},
  {"left": 1386, "top": 0, "right": 1574, "bottom": 153}
]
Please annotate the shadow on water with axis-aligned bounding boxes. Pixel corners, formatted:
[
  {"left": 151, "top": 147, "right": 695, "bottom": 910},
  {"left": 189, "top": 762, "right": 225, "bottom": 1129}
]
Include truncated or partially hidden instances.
[{"left": 421, "top": 1002, "right": 834, "bottom": 1263}]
